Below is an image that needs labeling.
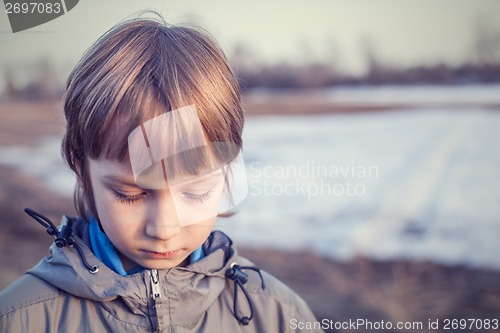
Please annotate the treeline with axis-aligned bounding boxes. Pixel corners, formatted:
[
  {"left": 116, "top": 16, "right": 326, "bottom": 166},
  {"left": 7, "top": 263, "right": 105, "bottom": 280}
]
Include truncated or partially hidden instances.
[
  {"left": 233, "top": 62, "right": 500, "bottom": 90},
  {"left": 231, "top": 22, "right": 500, "bottom": 90},
  {"left": 4, "top": 59, "right": 500, "bottom": 101},
  {"left": 2, "top": 23, "right": 500, "bottom": 100},
  {"left": 2, "top": 59, "right": 64, "bottom": 101}
]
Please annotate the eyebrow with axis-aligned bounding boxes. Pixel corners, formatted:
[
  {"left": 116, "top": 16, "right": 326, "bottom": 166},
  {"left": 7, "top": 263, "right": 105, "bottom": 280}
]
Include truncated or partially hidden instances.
[
  {"left": 174, "top": 169, "right": 224, "bottom": 187},
  {"left": 101, "top": 174, "right": 139, "bottom": 187},
  {"left": 101, "top": 169, "right": 224, "bottom": 188}
]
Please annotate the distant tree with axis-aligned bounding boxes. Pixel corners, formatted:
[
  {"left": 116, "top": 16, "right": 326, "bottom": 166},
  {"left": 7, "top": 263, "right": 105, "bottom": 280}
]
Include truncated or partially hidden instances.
[
  {"left": 325, "top": 36, "right": 344, "bottom": 79},
  {"left": 1, "top": 58, "right": 62, "bottom": 100},
  {"left": 3, "top": 67, "right": 18, "bottom": 98},
  {"left": 36, "top": 58, "right": 60, "bottom": 97},
  {"left": 473, "top": 20, "right": 500, "bottom": 66},
  {"left": 230, "top": 43, "right": 264, "bottom": 90},
  {"left": 360, "top": 35, "right": 391, "bottom": 84}
]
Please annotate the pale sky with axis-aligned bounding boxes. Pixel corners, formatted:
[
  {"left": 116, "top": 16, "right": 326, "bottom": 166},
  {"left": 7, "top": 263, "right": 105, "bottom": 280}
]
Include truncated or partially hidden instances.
[{"left": 0, "top": 0, "right": 499, "bottom": 91}]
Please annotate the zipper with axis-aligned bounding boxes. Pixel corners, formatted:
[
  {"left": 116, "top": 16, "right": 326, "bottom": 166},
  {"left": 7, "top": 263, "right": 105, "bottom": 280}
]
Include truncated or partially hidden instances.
[
  {"left": 150, "top": 269, "right": 162, "bottom": 300},
  {"left": 149, "top": 269, "right": 163, "bottom": 331}
]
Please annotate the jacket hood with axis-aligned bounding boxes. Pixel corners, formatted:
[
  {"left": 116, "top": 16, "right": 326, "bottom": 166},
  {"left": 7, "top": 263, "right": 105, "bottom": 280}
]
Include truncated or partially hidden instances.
[{"left": 27, "top": 216, "right": 242, "bottom": 327}]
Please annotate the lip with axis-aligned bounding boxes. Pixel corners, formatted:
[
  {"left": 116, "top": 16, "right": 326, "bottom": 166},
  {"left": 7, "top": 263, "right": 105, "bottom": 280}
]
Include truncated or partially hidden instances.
[{"left": 141, "top": 249, "right": 180, "bottom": 259}]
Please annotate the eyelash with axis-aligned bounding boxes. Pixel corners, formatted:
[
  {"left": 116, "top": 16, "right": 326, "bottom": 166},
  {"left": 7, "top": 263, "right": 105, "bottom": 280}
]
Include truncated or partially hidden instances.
[
  {"left": 113, "top": 190, "right": 213, "bottom": 204},
  {"left": 183, "top": 190, "right": 213, "bottom": 203},
  {"left": 114, "top": 191, "right": 146, "bottom": 204}
]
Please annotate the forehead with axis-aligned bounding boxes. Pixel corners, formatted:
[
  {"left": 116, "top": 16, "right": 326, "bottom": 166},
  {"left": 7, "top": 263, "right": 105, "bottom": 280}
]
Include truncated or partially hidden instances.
[
  {"left": 93, "top": 102, "right": 240, "bottom": 190},
  {"left": 89, "top": 105, "right": 222, "bottom": 187},
  {"left": 127, "top": 105, "right": 221, "bottom": 188},
  {"left": 88, "top": 156, "right": 223, "bottom": 189},
  {"left": 89, "top": 158, "right": 134, "bottom": 180},
  {"left": 127, "top": 105, "right": 208, "bottom": 175}
]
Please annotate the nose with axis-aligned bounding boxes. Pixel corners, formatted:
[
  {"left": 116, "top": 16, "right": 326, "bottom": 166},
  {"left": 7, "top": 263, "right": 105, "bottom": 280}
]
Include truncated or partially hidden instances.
[{"left": 145, "top": 190, "right": 181, "bottom": 240}]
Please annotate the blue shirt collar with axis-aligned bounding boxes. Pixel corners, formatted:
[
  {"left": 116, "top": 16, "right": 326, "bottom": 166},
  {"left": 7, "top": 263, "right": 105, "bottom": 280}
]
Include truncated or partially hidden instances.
[{"left": 88, "top": 216, "right": 204, "bottom": 276}]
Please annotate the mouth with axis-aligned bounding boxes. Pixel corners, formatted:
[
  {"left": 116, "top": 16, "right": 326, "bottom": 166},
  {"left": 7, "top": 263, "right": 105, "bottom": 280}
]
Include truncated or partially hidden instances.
[{"left": 141, "top": 249, "right": 181, "bottom": 259}]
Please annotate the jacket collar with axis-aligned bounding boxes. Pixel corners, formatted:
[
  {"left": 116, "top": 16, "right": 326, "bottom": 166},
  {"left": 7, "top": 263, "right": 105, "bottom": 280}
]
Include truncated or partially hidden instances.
[
  {"left": 27, "top": 216, "right": 239, "bottom": 326},
  {"left": 87, "top": 216, "right": 205, "bottom": 276}
]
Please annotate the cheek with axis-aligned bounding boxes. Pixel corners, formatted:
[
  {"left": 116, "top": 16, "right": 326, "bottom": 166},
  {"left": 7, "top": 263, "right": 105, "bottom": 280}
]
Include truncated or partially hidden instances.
[
  {"left": 185, "top": 216, "right": 217, "bottom": 241},
  {"left": 92, "top": 185, "right": 145, "bottom": 240},
  {"left": 92, "top": 183, "right": 120, "bottom": 221}
]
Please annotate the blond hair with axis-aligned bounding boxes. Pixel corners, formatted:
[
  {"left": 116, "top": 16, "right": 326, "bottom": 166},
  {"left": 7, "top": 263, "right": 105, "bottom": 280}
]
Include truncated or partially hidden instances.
[{"left": 61, "top": 14, "right": 244, "bottom": 220}]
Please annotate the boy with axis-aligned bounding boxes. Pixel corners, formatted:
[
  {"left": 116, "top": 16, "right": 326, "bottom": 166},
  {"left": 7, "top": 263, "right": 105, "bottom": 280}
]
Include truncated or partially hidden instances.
[{"left": 0, "top": 14, "right": 323, "bottom": 332}]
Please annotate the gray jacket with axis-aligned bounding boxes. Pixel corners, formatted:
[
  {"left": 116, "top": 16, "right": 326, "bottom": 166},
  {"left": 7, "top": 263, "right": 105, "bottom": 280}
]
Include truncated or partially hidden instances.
[{"left": 0, "top": 216, "right": 323, "bottom": 332}]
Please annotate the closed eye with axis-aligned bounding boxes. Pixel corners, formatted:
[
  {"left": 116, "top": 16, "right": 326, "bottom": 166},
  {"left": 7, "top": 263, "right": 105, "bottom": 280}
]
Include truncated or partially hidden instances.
[
  {"left": 114, "top": 191, "right": 147, "bottom": 204},
  {"left": 183, "top": 190, "right": 213, "bottom": 203}
]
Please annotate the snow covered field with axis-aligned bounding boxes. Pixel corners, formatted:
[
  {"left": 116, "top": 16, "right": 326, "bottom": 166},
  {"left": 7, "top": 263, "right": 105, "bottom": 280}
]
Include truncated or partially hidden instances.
[
  {"left": 1, "top": 86, "right": 499, "bottom": 270},
  {"left": 225, "top": 108, "right": 500, "bottom": 270}
]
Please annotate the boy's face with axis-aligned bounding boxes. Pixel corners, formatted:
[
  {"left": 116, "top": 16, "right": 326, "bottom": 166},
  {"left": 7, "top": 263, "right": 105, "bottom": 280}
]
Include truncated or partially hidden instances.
[{"left": 88, "top": 157, "right": 225, "bottom": 270}]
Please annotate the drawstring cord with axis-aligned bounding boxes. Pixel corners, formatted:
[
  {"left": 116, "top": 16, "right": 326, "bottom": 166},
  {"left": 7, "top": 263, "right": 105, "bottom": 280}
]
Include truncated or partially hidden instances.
[
  {"left": 25, "top": 209, "right": 266, "bottom": 324},
  {"left": 225, "top": 263, "right": 266, "bottom": 325},
  {"left": 24, "top": 208, "right": 99, "bottom": 274}
]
